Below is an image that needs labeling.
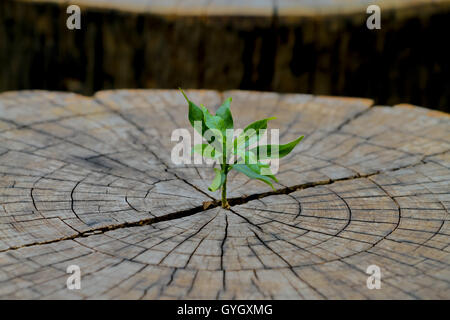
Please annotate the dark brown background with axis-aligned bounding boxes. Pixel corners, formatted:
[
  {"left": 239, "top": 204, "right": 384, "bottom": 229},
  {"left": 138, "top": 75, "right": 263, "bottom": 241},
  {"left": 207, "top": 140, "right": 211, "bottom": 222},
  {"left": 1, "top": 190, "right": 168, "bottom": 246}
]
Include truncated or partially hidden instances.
[{"left": 0, "top": 1, "right": 449, "bottom": 112}]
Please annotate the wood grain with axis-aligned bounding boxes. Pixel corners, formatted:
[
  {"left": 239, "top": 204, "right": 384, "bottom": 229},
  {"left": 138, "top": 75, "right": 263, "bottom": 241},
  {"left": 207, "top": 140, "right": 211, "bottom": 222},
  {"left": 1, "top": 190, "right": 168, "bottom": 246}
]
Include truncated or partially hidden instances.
[{"left": 0, "top": 89, "right": 449, "bottom": 299}]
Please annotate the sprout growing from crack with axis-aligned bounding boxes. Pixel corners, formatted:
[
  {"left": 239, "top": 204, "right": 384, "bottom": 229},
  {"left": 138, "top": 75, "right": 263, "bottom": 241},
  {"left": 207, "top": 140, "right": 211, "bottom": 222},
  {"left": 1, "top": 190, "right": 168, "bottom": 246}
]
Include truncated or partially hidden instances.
[{"left": 180, "top": 89, "right": 304, "bottom": 209}]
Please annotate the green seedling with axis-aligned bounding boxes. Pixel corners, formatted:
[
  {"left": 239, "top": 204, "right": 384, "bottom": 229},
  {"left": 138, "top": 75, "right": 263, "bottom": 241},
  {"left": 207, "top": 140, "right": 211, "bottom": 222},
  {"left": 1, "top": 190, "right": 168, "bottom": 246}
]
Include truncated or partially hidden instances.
[{"left": 180, "top": 89, "right": 304, "bottom": 209}]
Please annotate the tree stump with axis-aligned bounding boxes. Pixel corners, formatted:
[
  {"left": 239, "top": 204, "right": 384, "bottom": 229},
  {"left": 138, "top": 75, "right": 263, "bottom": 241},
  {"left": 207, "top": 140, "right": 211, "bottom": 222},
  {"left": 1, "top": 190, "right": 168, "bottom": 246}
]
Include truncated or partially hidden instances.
[
  {"left": 2, "top": 0, "right": 450, "bottom": 110},
  {"left": 0, "top": 89, "right": 449, "bottom": 299}
]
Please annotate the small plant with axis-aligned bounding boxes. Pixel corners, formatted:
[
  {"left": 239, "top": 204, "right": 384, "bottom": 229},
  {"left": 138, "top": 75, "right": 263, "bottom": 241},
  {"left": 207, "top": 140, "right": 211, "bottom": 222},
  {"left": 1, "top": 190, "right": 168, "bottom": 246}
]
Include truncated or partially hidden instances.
[{"left": 180, "top": 89, "right": 304, "bottom": 209}]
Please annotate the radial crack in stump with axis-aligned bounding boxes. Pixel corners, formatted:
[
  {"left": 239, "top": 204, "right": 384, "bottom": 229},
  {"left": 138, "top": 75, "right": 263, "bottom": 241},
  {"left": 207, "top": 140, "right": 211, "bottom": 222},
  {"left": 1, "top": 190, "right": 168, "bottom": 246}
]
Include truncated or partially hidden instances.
[{"left": 0, "top": 89, "right": 449, "bottom": 299}]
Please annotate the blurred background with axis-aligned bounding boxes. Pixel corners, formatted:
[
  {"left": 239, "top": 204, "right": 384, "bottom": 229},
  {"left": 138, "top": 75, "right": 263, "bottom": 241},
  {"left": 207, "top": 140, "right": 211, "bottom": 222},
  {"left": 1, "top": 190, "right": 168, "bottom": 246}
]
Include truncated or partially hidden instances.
[{"left": 0, "top": 0, "right": 449, "bottom": 112}]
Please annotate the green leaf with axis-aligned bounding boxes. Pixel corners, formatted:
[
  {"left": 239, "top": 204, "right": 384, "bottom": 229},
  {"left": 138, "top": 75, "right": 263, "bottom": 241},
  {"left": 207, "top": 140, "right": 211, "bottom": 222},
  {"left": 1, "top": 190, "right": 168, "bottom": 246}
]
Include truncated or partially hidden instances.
[
  {"left": 201, "top": 105, "right": 227, "bottom": 132},
  {"left": 192, "top": 144, "right": 221, "bottom": 159},
  {"left": 243, "top": 117, "right": 276, "bottom": 134},
  {"left": 249, "top": 164, "right": 277, "bottom": 182},
  {"left": 239, "top": 152, "right": 278, "bottom": 182},
  {"left": 201, "top": 103, "right": 234, "bottom": 158},
  {"left": 215, "top": 97, "right": 234, "bottom": 131},
  {"left": 201, "top": 127, "right": 225, "bottom": 155},
  {"left": 181, "top": 91, "right": 306, "bottom": 201},
  {"left": 208, "top": 168, "right": 226, "bottom": 192},
  {"left": 257, "top": 164, "right": 278, "bottom": 182},
  {"left": 251, "top": 135, "right": 304, "bottom": 159},
  {"left": 180, "top": 89, "right": 208, "bottom": 136},
  {"left": 234, "top": 117, "right": 276, "bottom": 150},
  {"left": 232, "top": 164, "right": 276, "bottom": 190}
]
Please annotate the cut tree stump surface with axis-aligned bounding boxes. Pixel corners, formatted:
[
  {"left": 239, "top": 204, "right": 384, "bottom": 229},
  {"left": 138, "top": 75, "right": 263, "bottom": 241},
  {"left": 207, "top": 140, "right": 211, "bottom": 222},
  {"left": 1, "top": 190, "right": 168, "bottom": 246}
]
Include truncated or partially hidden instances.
[{"left": 0, "top": 89, "right": 449, "bottom": 299}]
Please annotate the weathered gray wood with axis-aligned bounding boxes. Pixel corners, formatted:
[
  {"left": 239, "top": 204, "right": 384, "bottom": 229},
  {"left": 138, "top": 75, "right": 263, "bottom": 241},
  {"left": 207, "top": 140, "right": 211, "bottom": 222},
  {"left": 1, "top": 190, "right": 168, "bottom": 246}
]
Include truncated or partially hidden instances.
[{"left": 0, "top": 89, "right": 449, "bottom": 299}]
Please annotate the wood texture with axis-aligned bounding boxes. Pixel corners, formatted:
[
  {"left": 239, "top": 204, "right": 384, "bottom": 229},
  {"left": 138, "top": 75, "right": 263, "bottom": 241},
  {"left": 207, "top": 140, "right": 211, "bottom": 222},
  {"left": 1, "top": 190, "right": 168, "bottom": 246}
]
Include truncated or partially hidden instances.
[{"left": 0, "top": 89, "right": 449, "bottom": 299}]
